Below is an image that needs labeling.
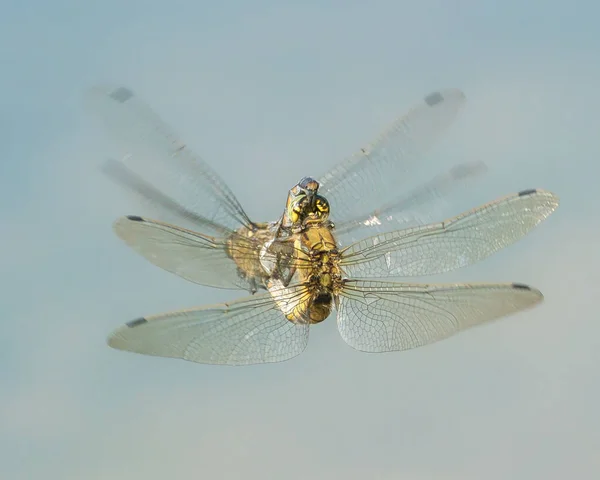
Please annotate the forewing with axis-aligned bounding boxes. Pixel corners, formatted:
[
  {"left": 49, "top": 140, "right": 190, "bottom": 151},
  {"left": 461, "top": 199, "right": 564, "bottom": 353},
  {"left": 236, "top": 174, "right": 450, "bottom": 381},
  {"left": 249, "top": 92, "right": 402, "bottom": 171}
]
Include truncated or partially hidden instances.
[
  {"left": 333, "top": 161, "right": 487, "bottom": 243},
  {"left": 319, "top": 88, "right": 466, "bottom": 227},
  {"left": 337, "top": 280, "right": 543, "bottom": 353},
  {"left": 102, "top": 158, "right": 234, "bottom": 237},
  {"left": 107, "top": 290, "right": 310, "bottom": 366},
  {"left": 114, "top": 215, "right": 262, "bottom": 291},
  {"left": 341, "top": 189, "right": 559, "bottom": 278},
  {"left": 85, "top": 85, "right": 254, "bottom": 233}
]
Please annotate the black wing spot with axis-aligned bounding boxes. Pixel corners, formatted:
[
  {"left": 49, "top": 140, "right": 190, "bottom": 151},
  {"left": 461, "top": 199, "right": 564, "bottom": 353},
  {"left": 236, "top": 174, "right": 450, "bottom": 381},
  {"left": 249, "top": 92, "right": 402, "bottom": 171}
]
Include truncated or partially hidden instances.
[
  {"left": 109, "top": 87, "right": 134, "bottom": 103},
  {"left": 126, "top": 215, "right": 144, "bottom": 222},
  {"left": 126, "top": 317, "right": 148, "bottom": 328},
  {"left": 512, "top": 283, "right": 532, "bottom": 291},
  {"left": 424, "top": 91, "right": 444, "bottom": 106},
  {"left": 518, "top": 188, "right": 537, "bottom": 197}
]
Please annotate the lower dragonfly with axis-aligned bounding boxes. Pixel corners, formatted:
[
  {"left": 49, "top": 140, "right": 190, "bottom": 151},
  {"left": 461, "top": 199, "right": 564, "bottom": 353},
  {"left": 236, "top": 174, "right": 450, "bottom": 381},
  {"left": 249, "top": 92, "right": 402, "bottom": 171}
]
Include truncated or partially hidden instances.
[
  {"left": 107, "top": 182, "right": 558, "bottom": 365},
  {"left": 86, "top": 85, "right": 559, "bottom": 365}
]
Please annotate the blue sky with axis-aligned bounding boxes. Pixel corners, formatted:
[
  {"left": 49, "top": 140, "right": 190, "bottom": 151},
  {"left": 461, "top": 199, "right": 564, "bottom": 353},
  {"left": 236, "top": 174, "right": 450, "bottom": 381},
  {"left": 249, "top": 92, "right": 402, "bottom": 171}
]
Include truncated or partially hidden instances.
[{"left": 2, "top": 1, "right": 599, "bottom": 479}]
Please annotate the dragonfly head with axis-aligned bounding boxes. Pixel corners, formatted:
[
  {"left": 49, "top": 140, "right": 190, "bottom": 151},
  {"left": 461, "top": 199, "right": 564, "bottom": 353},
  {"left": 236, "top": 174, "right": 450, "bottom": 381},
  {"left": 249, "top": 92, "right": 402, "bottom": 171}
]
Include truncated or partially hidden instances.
[
  {"left": 296, "top": 176, "right": 320, "bottom": 196},
  {"left": 282, "top": 177, "right": 330, "bottom": 228},
  {"left": 293, "top": 176, "right": 320, "bottom": 207}
]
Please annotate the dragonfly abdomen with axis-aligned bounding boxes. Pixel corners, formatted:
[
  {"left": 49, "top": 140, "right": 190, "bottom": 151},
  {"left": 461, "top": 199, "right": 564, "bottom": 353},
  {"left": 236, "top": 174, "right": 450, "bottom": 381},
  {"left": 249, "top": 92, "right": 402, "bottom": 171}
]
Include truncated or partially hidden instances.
[{"left": 278, "top": 224, "right": 344, "bottom": 325}]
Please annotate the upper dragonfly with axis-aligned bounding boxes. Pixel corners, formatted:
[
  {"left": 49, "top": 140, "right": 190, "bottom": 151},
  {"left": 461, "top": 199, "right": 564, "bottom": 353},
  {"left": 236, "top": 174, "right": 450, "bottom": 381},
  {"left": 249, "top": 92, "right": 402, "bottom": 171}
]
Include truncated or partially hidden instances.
[{"left": 86, "top": 85, "right": 486, "bottom": 294}]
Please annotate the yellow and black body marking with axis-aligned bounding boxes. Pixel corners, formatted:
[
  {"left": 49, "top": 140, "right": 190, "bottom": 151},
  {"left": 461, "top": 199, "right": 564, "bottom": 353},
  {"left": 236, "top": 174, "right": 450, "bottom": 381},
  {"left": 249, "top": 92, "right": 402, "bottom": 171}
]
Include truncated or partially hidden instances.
[
  {"left": 227, "top": 176, "right": 339, "bottom": 302},
  {"left": 268, "top": 223, "right": 344, "bottom": 325},
  {"left": 280, "top": 177, "right": 331, "bottom": 231}
]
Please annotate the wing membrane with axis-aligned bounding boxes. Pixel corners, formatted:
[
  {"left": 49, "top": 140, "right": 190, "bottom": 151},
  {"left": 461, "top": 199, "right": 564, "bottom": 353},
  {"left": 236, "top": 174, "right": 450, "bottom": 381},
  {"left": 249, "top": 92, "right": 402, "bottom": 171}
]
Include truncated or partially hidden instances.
[
  {"left": 114, "top": 215, "right": 263, "bottom": 291},
  {"left": 333, "top": 160, "right": 487, "bottom": 243},
  {"left": 103, "top": 159, "right": 234, "bottom": 236},
  {"left": 319, "top": 88, "right": 466, "bottom": 227},
  {"left": 337, "top": 280, "right": 543, "bottom": 353},
  {"left": 85, "top": 85, "right": 254, "bottom": 232},
  {"left": 108, "top": 289, "right": 310, "bottom": 366},
  {"left": 341, "top": 189, "right": 559, "bottom": 278}
]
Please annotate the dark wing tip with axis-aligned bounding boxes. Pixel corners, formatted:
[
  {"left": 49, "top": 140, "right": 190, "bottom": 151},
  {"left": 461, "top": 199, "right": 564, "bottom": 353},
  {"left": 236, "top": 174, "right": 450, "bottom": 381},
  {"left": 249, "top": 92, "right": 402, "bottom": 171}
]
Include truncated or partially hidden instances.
[
  {"left": 126, "top": 215, "right": 144, "bottom": 222},
  {"left": 424, "top": 91, "right": 444, "bottom": 106},
  {"left": 126, "top": 317, "right": 148, "bottom": 328},
  {"left": 511, "top": 283, "right": 532, "bottom": 290},
  {"left": 109, "top": 86, "right": 134, "bottom": 103},
  {"left": 449, "top": 161, "right": 488, "bottom": 179},
  {"left": 511, "top": 283, "right": 544, "bottom": 303},
  {"left": 518, "top": 188, "right": 538, "bottom": 197}
]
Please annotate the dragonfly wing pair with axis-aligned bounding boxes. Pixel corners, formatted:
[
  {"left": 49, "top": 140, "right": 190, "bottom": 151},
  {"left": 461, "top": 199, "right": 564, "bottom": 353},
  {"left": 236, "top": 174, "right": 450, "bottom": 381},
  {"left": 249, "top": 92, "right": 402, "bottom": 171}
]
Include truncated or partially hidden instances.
[
  {"left": 86, "top": 85, "right": 255, "bottom": 234},
  {"left": 319, "top": 88, "right": 470, "bottom": 242},
  {"left": 108, "top": 282, "right": 540, "bottom": 366}
]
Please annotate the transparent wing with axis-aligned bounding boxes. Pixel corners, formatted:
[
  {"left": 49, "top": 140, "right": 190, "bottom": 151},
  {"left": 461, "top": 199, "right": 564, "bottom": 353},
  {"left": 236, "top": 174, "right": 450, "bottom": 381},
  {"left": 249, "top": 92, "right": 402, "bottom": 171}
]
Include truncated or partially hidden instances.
[
  {"left": 333, "top": 161, "right": 487, "bottom": 244},
  {"left": 85, "top": 85, "right": 254, "bottom": 233},
  {"left": 319, "top": 88, "right": 466, "bottom": 227},
  {"left": 107, "top": 290, "right": 310, "bottom": 366},
  {"left": 113, "top": 215, "right": 265, "bottom": 292},
  {"left": 102, "top": 158, "right": 235, "bottom": 237},
  {"left": 337, "top": 280, "right": 543, "bottom": 353},
  {"left": 341, "top": 189, "right": 559, "bottom": 278}
]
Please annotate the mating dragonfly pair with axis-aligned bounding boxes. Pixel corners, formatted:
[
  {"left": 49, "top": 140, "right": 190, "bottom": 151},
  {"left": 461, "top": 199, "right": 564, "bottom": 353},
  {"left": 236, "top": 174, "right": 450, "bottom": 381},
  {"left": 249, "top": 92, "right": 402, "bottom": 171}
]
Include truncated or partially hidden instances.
[{"left": 86, "top": 86, "right": 559, "bottom": 366}]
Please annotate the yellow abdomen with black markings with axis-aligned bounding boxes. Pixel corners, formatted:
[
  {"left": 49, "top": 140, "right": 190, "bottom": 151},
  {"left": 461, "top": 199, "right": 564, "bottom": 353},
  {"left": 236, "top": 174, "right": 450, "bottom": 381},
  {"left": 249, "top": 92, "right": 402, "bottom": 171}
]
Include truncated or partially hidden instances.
[{"left": 268, "top": 224, "right": 344, "bottom": 325}]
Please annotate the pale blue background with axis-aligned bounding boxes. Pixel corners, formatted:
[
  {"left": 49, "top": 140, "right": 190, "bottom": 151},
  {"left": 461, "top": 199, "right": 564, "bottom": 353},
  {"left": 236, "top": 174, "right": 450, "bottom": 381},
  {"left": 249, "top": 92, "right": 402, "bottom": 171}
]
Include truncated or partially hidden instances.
[{"left": 2, "top": 1, "right": 599, "bottom": 479}]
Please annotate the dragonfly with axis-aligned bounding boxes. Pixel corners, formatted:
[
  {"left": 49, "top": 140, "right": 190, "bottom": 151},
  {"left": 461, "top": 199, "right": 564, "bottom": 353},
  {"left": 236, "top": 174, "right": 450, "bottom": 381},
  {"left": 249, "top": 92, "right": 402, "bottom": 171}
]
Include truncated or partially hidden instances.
[
  {"left": 86, "top": 86, "right": 559, "bottom": 366},
  {"left": 87, "top": 85, "right": 485, "bottom": 293}
]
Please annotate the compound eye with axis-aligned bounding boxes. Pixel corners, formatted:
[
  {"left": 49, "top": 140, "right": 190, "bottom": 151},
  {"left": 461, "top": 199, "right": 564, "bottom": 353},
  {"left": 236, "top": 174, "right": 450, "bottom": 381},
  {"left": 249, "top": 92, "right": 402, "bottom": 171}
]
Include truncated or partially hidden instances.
[{"left": 315, "top": 197, "right": 329, "bottom": 213}]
